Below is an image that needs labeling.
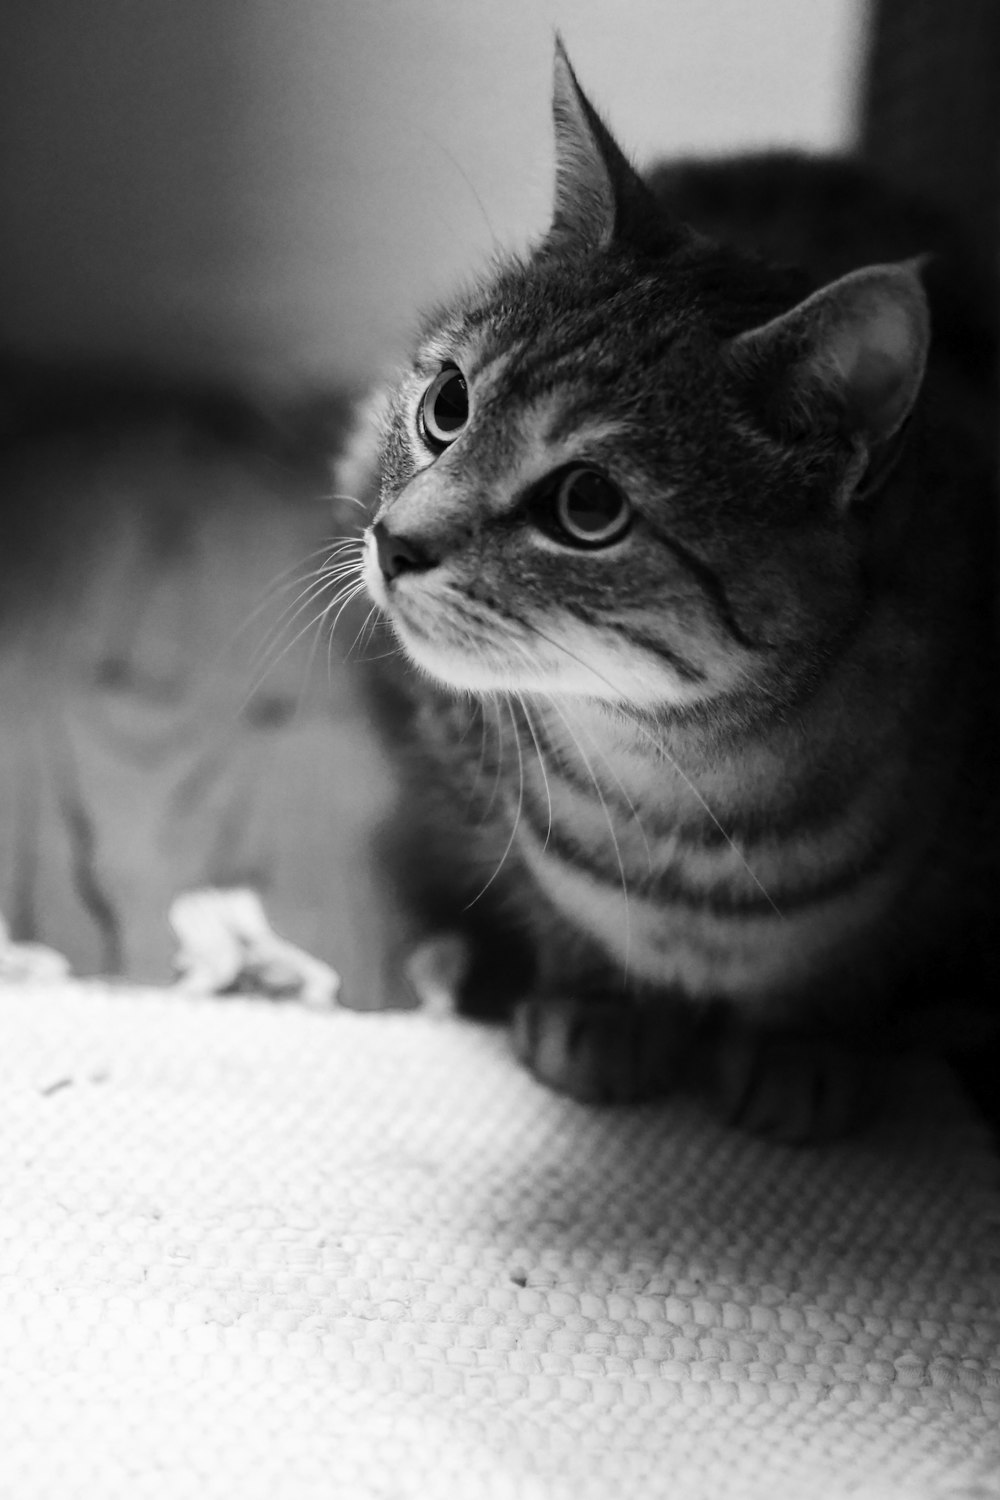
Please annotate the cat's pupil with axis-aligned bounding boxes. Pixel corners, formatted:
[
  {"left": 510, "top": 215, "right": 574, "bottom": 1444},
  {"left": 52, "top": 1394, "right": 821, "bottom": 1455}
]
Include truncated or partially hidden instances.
[
  {"left": 554, "top": 468, "right": 630, "bottom": 546},
  {"left": 421, "top": 367, "right": 469, "bottom": 447},
  {"left": 431, "top": 373, "right": 467, "bottom": 431}
]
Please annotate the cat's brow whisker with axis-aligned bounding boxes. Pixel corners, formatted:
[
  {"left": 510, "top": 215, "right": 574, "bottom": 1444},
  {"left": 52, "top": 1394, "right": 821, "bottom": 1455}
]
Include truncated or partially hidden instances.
[
  {"left": 421, "top": 130, "right": 499, "bottom": 249},
  {"left": 325, "top": 490, "right": 369, "bottom": 513}
]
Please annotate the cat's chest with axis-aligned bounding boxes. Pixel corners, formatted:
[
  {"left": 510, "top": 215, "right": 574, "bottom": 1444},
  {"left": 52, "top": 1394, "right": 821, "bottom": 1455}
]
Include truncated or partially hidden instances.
[{"left": 429, "top": 692, "right": 914, "bottom": 1004}]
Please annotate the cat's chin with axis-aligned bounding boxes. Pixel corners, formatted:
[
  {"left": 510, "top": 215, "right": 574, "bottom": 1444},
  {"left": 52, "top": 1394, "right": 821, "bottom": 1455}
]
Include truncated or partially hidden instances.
[
  {"left": 391, "top": 627, "right": 520, "bottom": 695},
  {"left": 390, "top": 617, "right": 719, "bottom": 711}
]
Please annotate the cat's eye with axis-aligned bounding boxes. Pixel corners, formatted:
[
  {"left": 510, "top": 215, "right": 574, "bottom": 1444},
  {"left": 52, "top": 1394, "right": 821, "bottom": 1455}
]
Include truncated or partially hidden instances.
[
  {"left": 420, "top": 365, "right": 469, "bottom": 449},
  {"left": 553, "top": 467, "right": 631, "bottom": 547}
]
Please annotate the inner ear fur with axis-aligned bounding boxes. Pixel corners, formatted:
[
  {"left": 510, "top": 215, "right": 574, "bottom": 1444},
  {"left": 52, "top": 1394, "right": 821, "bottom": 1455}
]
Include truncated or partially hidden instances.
[{"left": 726, "top": 260, "right": 931, "bottom": 450}]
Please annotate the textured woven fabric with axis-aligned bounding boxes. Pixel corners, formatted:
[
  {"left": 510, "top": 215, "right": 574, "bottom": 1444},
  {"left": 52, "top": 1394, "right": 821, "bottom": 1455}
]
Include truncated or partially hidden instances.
[{"left": 1, "top": 979, "right": 998, "bottom": 1499}]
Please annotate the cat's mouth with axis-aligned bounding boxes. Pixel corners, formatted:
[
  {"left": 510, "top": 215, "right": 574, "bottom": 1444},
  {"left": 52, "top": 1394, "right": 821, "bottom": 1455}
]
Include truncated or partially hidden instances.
[
  {"left": 363, "top": 531, "right": 741, "bottom": 706},
  {"left": 380, "top": 585, "right": 536, "bottom": 694}
]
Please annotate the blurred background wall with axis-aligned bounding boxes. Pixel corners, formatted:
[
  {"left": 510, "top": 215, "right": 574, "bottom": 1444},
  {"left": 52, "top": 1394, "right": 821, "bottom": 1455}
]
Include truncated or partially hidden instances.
[{"left": 0, "top": 0, "right": 863, "bottom": 393}]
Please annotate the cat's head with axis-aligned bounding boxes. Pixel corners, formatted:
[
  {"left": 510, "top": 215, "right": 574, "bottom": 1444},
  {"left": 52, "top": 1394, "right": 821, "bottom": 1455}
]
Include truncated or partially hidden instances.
[{"left": 361, "top": 39, "right": 929, "bottom": 713}]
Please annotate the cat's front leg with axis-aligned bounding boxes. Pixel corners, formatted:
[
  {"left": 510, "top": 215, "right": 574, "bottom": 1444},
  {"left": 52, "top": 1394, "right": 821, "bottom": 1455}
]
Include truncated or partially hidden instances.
[
  {"left": 706, "top": 1020, "right": 882, "bottom": 1144},
  {"left": 510, "top": 993, "right": 698, "bottom": 1104},
  {"left": 509, "top": 989, "right": 882, "bottom": 1142}
]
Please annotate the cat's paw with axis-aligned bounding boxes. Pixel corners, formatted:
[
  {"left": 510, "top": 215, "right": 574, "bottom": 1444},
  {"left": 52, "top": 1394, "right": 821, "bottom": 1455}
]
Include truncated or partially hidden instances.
[
  {"left": 708, "top": 1026, "right": 879, "bottom": 1144},
  {"left": 511, "top": 995, "right": 692, "bottom": 1104}
]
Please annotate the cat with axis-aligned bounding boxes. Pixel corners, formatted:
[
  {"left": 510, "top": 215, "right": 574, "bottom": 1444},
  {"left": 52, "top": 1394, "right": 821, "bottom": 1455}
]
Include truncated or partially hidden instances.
[{"left": 334, "top": 39, "right": 999, "bottom": 1142}]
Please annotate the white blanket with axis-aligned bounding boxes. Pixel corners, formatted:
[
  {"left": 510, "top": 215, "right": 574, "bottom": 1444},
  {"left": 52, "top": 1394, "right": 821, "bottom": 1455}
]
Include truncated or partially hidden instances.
[{"left": 1, "top": 978, "right": 998, "bottom": 1499}]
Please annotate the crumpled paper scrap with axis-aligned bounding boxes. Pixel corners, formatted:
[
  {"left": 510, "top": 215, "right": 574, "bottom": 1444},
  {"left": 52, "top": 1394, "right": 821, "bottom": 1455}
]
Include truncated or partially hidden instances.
[
  {"left": 0, "top": 913, "right": 71, "bottom": 983},
  {"left": 169, "top": 888, "right": 341, "bottom": 1007}
]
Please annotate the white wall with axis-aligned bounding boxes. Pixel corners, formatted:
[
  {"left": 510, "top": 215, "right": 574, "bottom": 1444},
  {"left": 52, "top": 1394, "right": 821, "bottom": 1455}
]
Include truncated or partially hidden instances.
[{"left": 0, "top": 0, "right": 864, "bottom": 391}]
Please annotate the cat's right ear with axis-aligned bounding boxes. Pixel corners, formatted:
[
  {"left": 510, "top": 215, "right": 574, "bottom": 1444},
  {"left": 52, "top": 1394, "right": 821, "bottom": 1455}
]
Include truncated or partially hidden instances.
[{"left": 548, "top": 36, "right": 677, "bottom": 254}]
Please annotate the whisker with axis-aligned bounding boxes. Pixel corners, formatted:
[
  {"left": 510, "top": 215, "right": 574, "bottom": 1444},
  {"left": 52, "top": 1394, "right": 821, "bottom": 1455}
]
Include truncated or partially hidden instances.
[
  {"left": 515, "top": 692, "right": 553, "bottom": 850},
  {"left": 325, "top": 489, "right": 371, "bottom": 514},
  {"left": 466, "top": 698, "right": 493, "bottom": 807},
  {"left": 479, "top": 692, "right": 507, "bottom": 824},
  {"left": 356, "top": 643, "right": 406, "bottom": 664},
  {"left": 346, "top": 602, "right": 383, "bottom": 661},
  {"left": 300, "top": 553, "right": 367, "bottom": 695},
  {"left": 248, "top": 543, "right": 365, "bottom": 642},
  {"left": 524, "top": 621, "right": 781, "bottom": 917},
  {"left": 244, "top": 548, "right": 364, "bottom": 670},
  {"left": 328, "top": 581, "right": 371, "bottom": 646},
  {"left": 466, "top": 693, "right": 524, "bottom": 909},
  {"left": 242, "top": 573, "right": 363, "bottom": 706},
  {"left": 212, "top": 540, "right": 358, "bottom": 669},
  {"left": 237, "top": 607, "right": 332, "bottom": 716},
  {"left": 421, "top": 132, "right": 499, "bottom": 248},
  {"left": 248, "top": 575, "right": 342, "bottom": 676},
  {"left": 565, "top": 701, "right": 653, "bottom": 877},
  {"left": 539, "top": 690, "right": 632, "bottom": 983}
]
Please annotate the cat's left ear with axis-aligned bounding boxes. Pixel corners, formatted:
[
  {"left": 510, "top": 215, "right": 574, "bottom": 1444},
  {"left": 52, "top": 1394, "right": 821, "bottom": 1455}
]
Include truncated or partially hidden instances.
[
  {"left": 727, "top": 260, "right": 930, "bottom": 451},
  {"left": 548, "top": 36, "right": 677, "bottom": 254}
]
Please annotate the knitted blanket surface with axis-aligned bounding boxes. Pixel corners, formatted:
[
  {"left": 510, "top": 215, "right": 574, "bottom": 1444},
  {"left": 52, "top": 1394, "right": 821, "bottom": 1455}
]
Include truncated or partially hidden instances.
[{"left": 1, "top": 978, "right": 998, "bottom": 1500}]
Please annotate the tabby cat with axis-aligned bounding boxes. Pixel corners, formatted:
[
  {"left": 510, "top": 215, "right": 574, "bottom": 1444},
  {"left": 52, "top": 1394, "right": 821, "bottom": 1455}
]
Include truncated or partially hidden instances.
[{"left": 336, "top": 40, "right": 999, "bottom": 1141}]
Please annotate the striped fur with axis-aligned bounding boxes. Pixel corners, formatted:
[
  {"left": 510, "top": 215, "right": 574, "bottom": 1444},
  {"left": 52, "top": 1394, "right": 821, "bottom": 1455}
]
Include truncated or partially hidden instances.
[{"left": 337, "top": 44, "right": 999, "bottom": 1138}]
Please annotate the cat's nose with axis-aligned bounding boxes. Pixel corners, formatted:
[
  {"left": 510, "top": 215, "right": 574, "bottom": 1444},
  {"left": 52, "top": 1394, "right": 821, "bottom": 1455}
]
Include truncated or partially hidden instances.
[{"left": 372, "top": 521, "right": 435, "bottom": 581}]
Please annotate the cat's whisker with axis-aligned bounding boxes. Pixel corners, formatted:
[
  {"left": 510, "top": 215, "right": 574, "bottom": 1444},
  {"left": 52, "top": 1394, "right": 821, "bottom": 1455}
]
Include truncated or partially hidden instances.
[
  {"left": 212, "top": 540, "right": 357, "bottom": 671},
  {"left": 466, "top": 699, "right": 493, "bottom": 808},
  {"left": 422, "top": 131, "right": 499, "bottom": 250},
  {"left": 538, "top": 688, "right": 632, "bottom": 985},
  {"left": 565, "top": 701, "right": 653, "bottom": 878},
  {"left": 355, "top": 643, "right": 406, "bottom": 664},
  {"left": 325, "top": 582, "right": 367, "bottom": 683},
  {"left": 305, "top": 563, "right": 368, "bottom": 695},
  {"left": 326, "top": 580, "right": 371, "bottom": 649},
  {"left": 508, "top": 636, "right": 652, "bottom": 878},
  {"left": 524, "top": 622, "right": 780, "bottom": 918},
  {"left": 465, "top": 693, "right": 525, "bottom": 910},
  {"left": 346, "top": 601, "right": 383, "bottom": 662},
  {"left": 480, "top": 692, "right": 508, "bottom": 826},
  {"left": 247, "top": 576, "right": 343, "bottom": 679},
  {"left": 516, "top": 691, "right": 553, "bottom": 851},
  {"left": 244, "top": 549, "right": 363, "bottom": 667},
  {"left": 295, "top": 597, "right": 334, "bottom": 716},
  {"left": 301, "top": 554, "right": 367, "bottom": 692},
  {"left": 242, "top": 577, "right": 360, "bottom": 707},
  {"left": 323, "top": 489, "right": 370, "bottom": 513}
]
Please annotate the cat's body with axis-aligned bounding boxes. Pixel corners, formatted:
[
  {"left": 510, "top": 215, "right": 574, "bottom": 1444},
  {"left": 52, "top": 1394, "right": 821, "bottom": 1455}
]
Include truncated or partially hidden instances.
[{"left": 337, "top": 45, "right": 999, "bottom": 1140}]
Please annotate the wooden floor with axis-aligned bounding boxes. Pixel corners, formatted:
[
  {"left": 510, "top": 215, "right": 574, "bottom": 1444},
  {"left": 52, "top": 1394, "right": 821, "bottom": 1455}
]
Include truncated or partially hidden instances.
[{"left": 0, "top": 395, "right": 413, "bottom": 1008}]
